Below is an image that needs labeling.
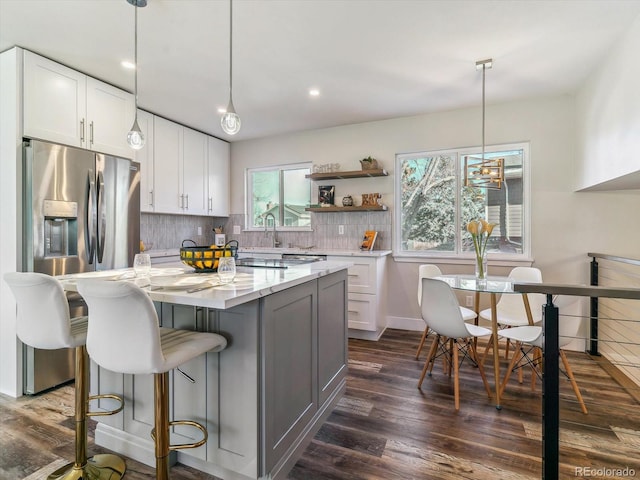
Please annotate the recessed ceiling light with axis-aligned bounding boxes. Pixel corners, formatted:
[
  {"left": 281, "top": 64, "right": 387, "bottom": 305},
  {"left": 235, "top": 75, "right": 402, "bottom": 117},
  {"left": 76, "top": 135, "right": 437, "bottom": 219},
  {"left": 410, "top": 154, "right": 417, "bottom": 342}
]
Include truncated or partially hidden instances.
[
  {"left": 121, "top": 60, "right": 135, "bottom": 70},
  {"left": 309, "top": 88, "right": 320, "bottom": 97}
]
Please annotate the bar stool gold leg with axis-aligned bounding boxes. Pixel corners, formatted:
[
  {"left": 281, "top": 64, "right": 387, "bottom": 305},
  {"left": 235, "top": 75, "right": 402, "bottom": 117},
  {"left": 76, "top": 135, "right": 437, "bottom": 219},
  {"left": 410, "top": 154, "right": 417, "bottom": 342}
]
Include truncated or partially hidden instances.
[
  {"left": 47, "top": 346, "right": 126, "bottom": 480},
  {"left": 155, "top": 371, "right": 170, "bottom": 480}
]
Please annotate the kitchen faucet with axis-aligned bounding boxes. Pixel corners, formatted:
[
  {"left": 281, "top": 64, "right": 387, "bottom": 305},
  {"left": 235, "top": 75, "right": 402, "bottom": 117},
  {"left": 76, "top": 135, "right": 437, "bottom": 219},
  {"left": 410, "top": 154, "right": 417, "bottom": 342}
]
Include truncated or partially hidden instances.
[{"left": 263, "top": 212, "right": 279, "bottom": 248}]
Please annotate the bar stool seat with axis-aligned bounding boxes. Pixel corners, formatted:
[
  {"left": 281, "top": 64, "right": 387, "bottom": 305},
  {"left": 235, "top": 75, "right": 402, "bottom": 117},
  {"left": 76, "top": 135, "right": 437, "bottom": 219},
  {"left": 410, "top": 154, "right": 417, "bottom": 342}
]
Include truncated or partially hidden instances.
[
  {"left": 4, "top": 272, "right": 126, "bottom": 480},
  {"left": 77, "top": 279, "right": 227, "bottom": 480}
]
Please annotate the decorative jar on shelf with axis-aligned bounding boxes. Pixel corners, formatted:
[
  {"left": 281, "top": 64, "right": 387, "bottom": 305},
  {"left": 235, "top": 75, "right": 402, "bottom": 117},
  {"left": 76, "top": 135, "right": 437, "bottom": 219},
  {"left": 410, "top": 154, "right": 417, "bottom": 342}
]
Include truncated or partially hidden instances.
[{"left": 342, "top": 195, "right": 354, "bottom": 207}]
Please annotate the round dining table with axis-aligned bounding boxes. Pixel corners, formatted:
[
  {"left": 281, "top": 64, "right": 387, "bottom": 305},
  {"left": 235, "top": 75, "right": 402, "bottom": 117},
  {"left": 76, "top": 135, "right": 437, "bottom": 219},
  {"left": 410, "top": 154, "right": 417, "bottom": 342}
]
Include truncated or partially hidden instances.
[{"left": 434, "top": 274, "right": 536, "bottom": 409}]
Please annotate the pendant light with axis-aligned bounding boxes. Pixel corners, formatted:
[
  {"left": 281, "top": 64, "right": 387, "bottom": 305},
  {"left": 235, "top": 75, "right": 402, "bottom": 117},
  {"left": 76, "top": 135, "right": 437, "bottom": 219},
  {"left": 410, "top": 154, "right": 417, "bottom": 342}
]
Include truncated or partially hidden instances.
[
  {"left": 221, "top": 0, "right": 241, "bottom": 135},
  {"left": 126, "top": 0, "right": 147, "bottom": 150},
  {"left": 464, "top": 58, "right": 504, "bottom": 189}
]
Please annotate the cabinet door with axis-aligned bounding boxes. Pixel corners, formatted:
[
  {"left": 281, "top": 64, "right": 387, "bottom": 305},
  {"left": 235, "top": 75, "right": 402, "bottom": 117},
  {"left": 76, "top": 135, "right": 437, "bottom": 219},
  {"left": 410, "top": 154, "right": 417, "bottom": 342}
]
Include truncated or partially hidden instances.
[
  {"left": 207, "top": 136, "right": 230, "bottom": 216},
  {"left": 182, "top": 127, "right": 208, "bottom": 215},
  {"left": 86, "top": 76, "right": 134, "bottom": 158},
  {"left": 317, "top": 271, "right": 348, "bottom": 406},
  {"left": 135, "top": 110, "right": 154, "bottom": 212},
  {"left": 23, "top": 50, "right": 86, "bottom": 148},
  {"left": 153, "top": 116, "right": 183, "bottom": 214}
]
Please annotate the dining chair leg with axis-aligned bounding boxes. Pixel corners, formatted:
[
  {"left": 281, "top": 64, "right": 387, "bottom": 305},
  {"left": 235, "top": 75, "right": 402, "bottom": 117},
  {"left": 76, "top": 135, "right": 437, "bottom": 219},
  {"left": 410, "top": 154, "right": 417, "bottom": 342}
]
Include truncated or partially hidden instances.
[
  {"left": 453, "top": 340, "right": 460, "bottom": 411},
  {"left": 418, "top": 335, "right": 439, "bottom": 388},
  {"left": 560, "top": 350, "right": 588, "bottom": 414},
  {"left": 517, "top": 348, "right": 525, "bottom": 384},
  {"left": 415, "top": 326, "right": 429, "bottom": 359},
  {"left": 480, "top": 333, "right": 493, "bottom": 366},
  {"left": 447, "top": 339, "right": 454, "bottom": 376},
  {"left": 470, "top": 340, "right": 492, "bottom": 398},
  {"left": 499, "top": 342, "right": 523, "bottom": 398}
]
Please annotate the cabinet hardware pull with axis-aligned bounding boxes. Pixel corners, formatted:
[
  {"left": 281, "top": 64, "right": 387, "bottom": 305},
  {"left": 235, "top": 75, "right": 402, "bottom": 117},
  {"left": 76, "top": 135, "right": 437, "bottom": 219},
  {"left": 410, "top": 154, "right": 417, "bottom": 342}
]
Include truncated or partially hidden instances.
[
  {"left": 185, "top": 194, "right": 189, "bottom": 210},
  {"left": 208, "top": 198, "right": 212, "bottom": 211},
  {"left": 149, "top": 190, "right": 154, "bottom": 207},
  {"left": 176, "top": 367, "right": 195, "bottom": 383},
  {"left": 348, "top": 310, "right": 359, "bottom": 314},
  {"left": 89, "top": 121, "right": 94, "bottom": 145},
  {"left": 348, "top": 273, "right": 358, "bottom": 277},
  {"left": 179, "top": 194, "right": 184, "bottom": 209},
  {"left": 80, "top": 119, "right": 85, "bottom": 142}
]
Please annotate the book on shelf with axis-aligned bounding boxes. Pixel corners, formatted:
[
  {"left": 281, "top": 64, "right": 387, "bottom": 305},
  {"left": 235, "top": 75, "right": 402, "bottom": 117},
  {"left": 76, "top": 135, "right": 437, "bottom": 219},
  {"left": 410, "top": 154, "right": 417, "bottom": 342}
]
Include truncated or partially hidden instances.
[{"left": 360, "top": 230, "right": 378, "bottom": 251}]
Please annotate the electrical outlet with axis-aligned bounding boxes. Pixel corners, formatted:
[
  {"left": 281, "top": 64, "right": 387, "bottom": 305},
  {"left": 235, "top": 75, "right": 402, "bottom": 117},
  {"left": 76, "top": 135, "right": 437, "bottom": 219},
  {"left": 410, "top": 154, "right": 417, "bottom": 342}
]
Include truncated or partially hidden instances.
[
  {"left": 338, "top": 225, "right": 344, "bottom": 235},
  {"left": 233, "top": 225, "right": 241, "bottom": 234},
  {"left": 465, "top": 295, "right": 473, "bottom": 307},
  {"left": 197, "top": 226, "right": 202, "bottom": 235}
]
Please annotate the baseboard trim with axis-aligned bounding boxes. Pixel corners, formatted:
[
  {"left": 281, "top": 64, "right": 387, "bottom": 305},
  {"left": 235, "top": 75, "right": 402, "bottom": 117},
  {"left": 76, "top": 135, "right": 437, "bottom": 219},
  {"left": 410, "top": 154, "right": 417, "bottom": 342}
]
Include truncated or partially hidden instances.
[{"left": 386, "top": 316, "right": 424, "bottom": 332}]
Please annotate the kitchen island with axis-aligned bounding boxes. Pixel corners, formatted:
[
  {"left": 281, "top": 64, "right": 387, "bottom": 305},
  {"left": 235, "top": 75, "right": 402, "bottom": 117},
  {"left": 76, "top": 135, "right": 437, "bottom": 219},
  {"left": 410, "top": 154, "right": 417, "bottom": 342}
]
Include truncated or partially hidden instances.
[{"left": 60, "top": 260, "right": 350, "bottom": 480}]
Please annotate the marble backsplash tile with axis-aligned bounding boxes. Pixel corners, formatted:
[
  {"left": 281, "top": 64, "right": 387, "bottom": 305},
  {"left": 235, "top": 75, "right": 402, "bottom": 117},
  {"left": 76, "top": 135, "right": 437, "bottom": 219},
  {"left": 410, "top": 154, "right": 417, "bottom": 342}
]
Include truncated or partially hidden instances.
[{"left": 141, "top": 211, "right": 392, "bottom": 251}]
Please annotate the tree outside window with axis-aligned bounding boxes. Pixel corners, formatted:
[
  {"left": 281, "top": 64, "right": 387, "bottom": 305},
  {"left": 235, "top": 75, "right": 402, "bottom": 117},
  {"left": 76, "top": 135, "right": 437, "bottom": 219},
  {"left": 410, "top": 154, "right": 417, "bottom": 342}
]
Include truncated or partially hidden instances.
[
  {"left": 247, "top": 164, "right": 311, "bottom": 229},
  {"left": 396, "top": 144, "right": 527, "bottom": 258}
]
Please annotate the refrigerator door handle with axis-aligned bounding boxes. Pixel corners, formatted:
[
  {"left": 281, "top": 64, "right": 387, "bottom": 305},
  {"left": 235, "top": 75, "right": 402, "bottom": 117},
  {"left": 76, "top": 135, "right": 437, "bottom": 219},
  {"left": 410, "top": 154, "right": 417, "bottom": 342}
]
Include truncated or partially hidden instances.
[
  {"left": 86, "top": 170, "right": 97, "bottom": 264},
  {"left": 96, "top": 170, "right": 106, "bottom": 263}
]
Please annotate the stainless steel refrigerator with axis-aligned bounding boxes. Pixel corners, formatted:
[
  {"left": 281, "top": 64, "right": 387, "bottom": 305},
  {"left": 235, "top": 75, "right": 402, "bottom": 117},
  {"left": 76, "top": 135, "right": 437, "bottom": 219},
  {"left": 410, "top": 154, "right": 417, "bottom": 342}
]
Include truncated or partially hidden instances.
[{"left": 22, "top": 139, "right": 140, "bottom": 394}]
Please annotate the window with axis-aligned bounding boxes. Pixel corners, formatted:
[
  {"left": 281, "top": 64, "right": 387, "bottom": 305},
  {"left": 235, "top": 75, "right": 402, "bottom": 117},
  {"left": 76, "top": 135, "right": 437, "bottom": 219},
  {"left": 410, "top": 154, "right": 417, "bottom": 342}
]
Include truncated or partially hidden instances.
[
  {"left": 395, "top": 143, "right": 529, "bottom": 259},
  {"left": 246, "top": 163, "right": 312, "bottom": 229}
]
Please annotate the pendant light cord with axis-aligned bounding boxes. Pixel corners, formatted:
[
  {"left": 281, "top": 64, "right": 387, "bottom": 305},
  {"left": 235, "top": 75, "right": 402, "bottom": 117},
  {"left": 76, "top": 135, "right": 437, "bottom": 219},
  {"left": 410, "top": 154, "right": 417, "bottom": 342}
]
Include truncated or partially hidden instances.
[
  {"left": 481, "top": 63, "right": 485, "bottom": 162},
  {"left": 134, "top": 5, "right": 138, "bottom": 105},
  {"left": 228, "top": 0, "right": 233, "bottom": 102}
]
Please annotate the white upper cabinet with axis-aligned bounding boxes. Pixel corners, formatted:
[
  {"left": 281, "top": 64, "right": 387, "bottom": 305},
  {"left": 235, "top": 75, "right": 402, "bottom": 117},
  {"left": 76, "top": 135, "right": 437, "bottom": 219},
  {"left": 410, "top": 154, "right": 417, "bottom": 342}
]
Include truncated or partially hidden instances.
[
  {"left": 207, "top": 136, "right": 230, "bottom": 216},
  {"left": 135, "top": 110, "right": 154, "bottom": 213},
  {"left": 23, "top": 50, "right": 134, "bottom": 158},
  {"left": 153, "top": 116, "right": 183, "bottom": 214},
  {"left": 85, "top": 77, "right": 135, "bottom": 158},
  {"left": 182, "top": 127, "right": 208, "bottom": 216}
]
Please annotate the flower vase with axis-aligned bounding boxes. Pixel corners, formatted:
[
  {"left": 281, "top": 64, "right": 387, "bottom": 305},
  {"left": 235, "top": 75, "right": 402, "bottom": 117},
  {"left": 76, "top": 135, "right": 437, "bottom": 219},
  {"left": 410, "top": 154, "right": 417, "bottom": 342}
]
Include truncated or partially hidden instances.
[{"left": 475, "top": 252, "right": 488, "bottom": 286}]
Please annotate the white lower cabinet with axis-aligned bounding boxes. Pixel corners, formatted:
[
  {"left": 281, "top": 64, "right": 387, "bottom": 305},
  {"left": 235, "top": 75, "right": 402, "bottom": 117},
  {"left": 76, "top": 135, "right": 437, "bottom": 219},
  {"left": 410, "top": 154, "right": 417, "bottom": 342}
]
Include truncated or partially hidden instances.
[{"left": 328, "top": 255, "right": 388, "bottom": 340}]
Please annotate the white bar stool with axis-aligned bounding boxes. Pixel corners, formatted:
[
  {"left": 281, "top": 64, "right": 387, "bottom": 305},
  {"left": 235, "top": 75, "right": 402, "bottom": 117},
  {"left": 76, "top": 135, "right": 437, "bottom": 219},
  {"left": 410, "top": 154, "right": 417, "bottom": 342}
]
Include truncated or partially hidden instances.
[
  {"left": 77, "top": 279, "right": 227, "bottom": 480},
  {"left": 4, "top": 272, "right": 126, "bottom": 480}
]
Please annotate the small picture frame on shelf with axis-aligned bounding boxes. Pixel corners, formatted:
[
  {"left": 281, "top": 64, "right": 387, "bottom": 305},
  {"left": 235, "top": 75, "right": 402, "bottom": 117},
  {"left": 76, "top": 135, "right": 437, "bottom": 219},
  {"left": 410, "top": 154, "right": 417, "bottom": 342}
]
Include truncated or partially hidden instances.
[{"left": 318, "top": 185, "right": 335, "bottom": 206}]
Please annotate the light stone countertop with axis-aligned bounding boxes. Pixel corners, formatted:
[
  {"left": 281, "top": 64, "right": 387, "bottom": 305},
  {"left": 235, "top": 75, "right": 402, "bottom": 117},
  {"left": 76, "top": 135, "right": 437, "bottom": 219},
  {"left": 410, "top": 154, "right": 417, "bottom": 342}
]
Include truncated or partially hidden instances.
[{"left": 58, "top": 260, "right": 352, "bottom": 310}]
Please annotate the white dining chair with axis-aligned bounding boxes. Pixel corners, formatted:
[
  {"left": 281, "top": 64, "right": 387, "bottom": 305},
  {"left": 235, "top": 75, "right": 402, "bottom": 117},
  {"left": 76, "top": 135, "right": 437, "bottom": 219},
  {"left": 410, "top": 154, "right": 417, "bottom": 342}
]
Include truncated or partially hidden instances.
[
  {"left": 479, "top": 266, "right": 545, "bottom": 365},
  {"left": 417, "top": 278, "right": 492, "bottom": 411},
  {"left": 497, "top": 296, "right": 588, "bottom": 414},
  {"left": 415, "top": 264, "right": 476, "bottom": 359}
]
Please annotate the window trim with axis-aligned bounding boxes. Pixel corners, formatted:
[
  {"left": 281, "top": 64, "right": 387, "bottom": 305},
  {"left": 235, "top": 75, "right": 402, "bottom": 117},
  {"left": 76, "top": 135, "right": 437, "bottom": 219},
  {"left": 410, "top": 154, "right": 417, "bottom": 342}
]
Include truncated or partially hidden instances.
[
  {"left": 245, "top": 162, "right": 312, "bottom": 231},
  {"left": 393, "top": 142, "right": 531, "bottom": 261}
]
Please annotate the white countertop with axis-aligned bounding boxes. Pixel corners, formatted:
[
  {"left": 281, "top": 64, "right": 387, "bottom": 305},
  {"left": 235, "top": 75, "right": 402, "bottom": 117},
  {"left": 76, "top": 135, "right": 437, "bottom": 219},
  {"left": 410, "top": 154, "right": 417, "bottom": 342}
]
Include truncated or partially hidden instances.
[{"left": 58, "top": 260, "right": 352, "bottom": 310}]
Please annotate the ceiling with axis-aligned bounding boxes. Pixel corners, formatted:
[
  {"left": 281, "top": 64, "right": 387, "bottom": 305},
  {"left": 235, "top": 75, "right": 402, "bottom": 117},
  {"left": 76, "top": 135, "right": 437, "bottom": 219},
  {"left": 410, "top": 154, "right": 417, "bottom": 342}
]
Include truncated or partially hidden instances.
[{"left": 2, "top": 0, "right": 640, "bottom": 143}]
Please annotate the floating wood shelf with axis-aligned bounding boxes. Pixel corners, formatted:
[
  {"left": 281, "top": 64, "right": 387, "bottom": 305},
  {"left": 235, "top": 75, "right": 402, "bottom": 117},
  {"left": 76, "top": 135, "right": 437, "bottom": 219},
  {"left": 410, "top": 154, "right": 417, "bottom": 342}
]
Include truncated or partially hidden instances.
[
  {"left": 306, "top": 169, "right": 388, "bottom": 180},
  {"left": 305, "top": 205, "right": 388, "bottom": 213}
]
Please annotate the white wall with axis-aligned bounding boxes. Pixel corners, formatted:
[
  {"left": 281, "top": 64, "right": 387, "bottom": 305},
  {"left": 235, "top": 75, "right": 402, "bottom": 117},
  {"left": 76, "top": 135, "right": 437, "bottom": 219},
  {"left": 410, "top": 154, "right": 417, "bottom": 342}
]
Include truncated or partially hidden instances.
[
  {"left": 576, "top": 14, "right": 640, "bottom": 191},
  {"left": 231, "top": 94, "right": 640, "bottom": 325},
  {"left": 0, "top": 48, "right": 22, "bottom": 397}
]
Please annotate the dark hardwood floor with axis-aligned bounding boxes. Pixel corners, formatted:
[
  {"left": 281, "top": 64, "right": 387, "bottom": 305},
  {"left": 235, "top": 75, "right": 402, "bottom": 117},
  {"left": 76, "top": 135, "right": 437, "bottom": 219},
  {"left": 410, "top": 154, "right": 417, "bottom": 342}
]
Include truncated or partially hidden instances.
[{"left": 1, "top": 329, "right": 639, "bottom": 480}]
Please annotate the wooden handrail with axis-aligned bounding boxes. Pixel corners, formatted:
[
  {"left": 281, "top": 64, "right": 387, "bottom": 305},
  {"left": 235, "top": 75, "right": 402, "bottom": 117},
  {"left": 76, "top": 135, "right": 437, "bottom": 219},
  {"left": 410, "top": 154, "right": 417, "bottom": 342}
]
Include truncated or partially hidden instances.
[{"left": 587, "top": 252, "right": 640, "bottom": 267}]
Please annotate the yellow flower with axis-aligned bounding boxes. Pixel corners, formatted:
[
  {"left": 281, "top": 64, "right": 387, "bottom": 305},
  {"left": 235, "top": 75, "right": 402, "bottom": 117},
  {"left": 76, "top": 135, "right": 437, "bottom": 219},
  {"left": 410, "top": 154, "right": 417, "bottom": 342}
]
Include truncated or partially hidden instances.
[{"left": 466, "top": 220, "right": 480, "bottom": 235}]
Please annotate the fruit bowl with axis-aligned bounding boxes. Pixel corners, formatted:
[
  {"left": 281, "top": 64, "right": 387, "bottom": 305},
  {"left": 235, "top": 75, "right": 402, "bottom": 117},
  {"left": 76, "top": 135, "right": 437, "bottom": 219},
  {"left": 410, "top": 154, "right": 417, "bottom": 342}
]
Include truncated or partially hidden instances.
[{"left": 180, "top": 239, "right": 238, "bottom": 272}]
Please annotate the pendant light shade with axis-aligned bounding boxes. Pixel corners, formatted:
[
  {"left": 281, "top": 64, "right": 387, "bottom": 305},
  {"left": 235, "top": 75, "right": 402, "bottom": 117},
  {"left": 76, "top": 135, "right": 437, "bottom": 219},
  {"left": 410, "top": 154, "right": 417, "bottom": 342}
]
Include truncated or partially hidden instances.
[
  {"left": 464, "top": 58, "right": 504, "bottom": 189},
  {"left": 221, "top": 0, "right": 241, "bottom": 135},
  {"left": 127, "top": 0, "right": 146, "bottom": 150}
]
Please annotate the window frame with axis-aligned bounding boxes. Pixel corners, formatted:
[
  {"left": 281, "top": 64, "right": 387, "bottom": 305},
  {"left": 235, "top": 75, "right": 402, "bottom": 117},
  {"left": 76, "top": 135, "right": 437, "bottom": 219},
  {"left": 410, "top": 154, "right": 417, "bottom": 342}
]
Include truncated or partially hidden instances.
[
  {"left": 393, "top": 142, "right": 531, "bottom": 262},
  {"left": 245, "top": 162, "right": 312, "bottom": 231}
]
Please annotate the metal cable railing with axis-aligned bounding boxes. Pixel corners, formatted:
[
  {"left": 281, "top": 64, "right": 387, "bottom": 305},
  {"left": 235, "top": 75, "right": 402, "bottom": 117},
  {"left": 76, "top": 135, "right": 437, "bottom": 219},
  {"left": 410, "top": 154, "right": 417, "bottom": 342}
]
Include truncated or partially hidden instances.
[{"left": 513, "top": 279, "right": 640, "bottom": 480}]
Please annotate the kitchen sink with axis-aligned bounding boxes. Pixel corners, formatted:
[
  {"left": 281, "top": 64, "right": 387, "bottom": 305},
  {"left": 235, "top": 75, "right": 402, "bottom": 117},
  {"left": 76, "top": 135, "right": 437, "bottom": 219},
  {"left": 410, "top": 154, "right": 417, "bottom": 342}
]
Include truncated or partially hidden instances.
[{"left": 236, "top": 255, "right": 326, "bottom": 269}]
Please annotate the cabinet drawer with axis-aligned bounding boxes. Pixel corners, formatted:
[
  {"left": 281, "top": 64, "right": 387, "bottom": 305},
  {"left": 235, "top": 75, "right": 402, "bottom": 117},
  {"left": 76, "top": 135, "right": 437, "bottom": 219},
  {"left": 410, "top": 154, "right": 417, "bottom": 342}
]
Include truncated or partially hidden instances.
[
  {"left": 347, "top": 293, "right": 376, "bottom": 331},
  {"left": 347, "top": 260, "right": 377, "bottom": 294}
]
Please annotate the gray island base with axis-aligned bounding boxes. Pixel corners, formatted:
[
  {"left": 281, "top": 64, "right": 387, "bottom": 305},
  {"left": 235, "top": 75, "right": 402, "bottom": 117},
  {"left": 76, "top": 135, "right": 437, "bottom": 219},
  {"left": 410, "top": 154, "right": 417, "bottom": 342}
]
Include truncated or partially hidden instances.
[{"left": 61, "top": 262, "right": 349, "bottom": 480}]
